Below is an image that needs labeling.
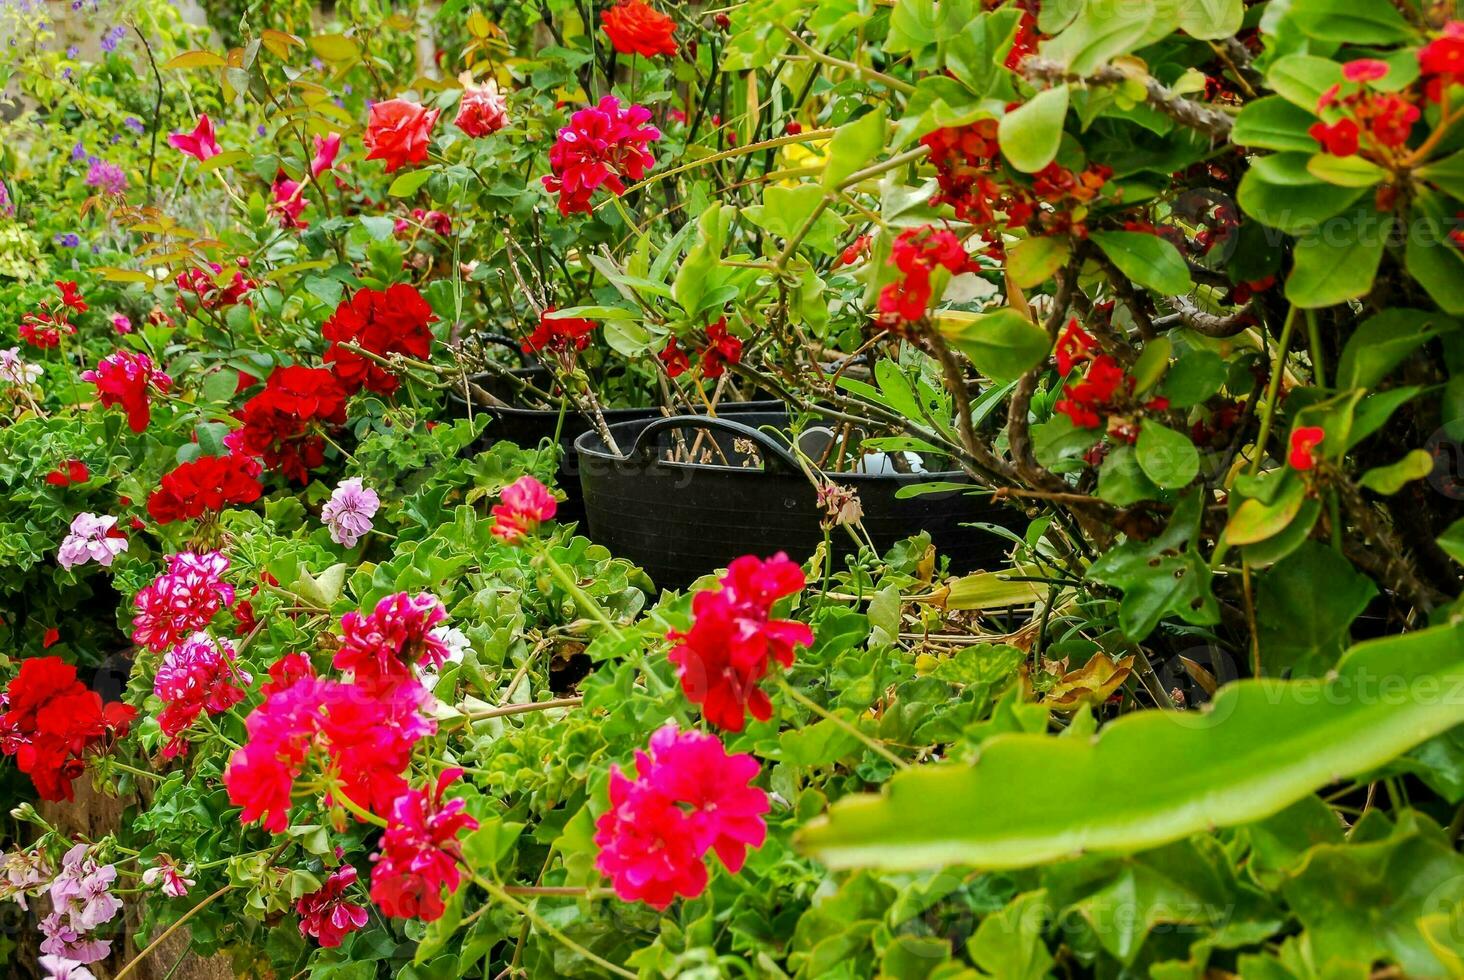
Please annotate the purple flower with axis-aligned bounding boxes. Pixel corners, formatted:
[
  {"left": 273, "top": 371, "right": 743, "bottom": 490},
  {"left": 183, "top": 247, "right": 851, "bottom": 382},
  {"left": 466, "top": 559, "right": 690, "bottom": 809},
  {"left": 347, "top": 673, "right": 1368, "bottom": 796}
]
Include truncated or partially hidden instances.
[
  {"left": 0, "top": 850, "right": 51, "bottom": 909},
  {"left": 66, "top": 45, "right": 79, "bottom": 58},
  {"left": 124, "top": 116, "right": 145, "bottom": 134},
  {"left": 57, "top": 513, "right": 129, "bottom": 571},
  {"left": 71, "top": 142, "right": 85, "bottom": 161},
  {"left": 100, "top": 26, "right": 127, "bottom": 53},
  {"left": 53, "top": 233, "right": 81, "bottom": 248},
  {"left": 322, "top": 477, "right": 380, "bottom": 547},
  {"left": 84, "top": 160, "right": 127, "bottom": 195},
  {"left": 0, "top": 181, "right": 12, "bottom": 218},
  {"left": 38, "top": 845, "right": 120, "bottom": 965}
]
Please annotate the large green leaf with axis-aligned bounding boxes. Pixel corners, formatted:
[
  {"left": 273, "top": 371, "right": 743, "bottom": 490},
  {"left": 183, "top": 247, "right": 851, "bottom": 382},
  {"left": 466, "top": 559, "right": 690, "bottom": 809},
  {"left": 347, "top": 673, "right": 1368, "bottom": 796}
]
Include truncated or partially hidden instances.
[
  {"left": 998, "top": 85, "right": 1069, "bottom": 173},
  {"left": 1090, "top": 230, "right": 1192, "bottom": 295},
  {"left": 934, "top": 307, "right": 1051, "bottom": 382},
  {"left": 822, "top": 109, "right": 887, "bottom": 188},
  {"left": 1287, "top": 0, "right": 1418, "bottom": 44},
  {"left": 1230, "top": 96, "right": 1320, "bottom": 153},
  {"left": 1236, "top": 155, "right": 1366, "bottom": 234},
  {"left": 1285, "top": 206, "right": 1390, "bottom": 308},
  {"left": 797, "top": 620, "right": 1464, "bottom": 870},
  {"left": 1255, "top": 542, "right": 1376, "bottom": 677},
  {"left": 1336, "top": 308, "right": 1457, "bottom": 389}
]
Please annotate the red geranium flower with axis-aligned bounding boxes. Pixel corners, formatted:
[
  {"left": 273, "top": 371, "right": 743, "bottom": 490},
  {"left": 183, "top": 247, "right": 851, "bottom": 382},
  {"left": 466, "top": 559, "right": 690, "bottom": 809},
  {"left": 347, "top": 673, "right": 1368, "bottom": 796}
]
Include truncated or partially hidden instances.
[
  {"left": 45, "top": 460, "right": 90, "bottom": 487},
  {"left": 600, "top": 0, "right": 678, "bottom": 58},
  {"left": 83, "top": 351, "right": 173, "bottom": 433},
  {"left": 297, "top": 865, "right": 369, "bottom": 948},
  {"left": 1, "top": 657, "right": 135, "bottom": 801},
  {"left": 658, "top": 336, "right": 690, "bottom": 377},
  {"left": 1289, "top": 426, "right": 1326, "bottom": 471},
  {"left": 370, "top": 769, "right": 478, "bottom": 921},
  {"left": 55, "top": 281, "right": 88, "bottom": 312},
  {"left": 521, "top": 307, "right": 596, "bottom": 356},
  {"left": 146, "top": 454, "right": 263, "bottom": 524},
  {"left": 174, "top": 261, "right": 255, "bottom": 313},
  {"left": 541, "top": 96, "right": 661, "bottom": 215},
  {"left": 700, "top": 317, "right": 742, "bottom": 378},
  {"left": 666, "top": 553, "right": 814, "bottom": 731},
  {"left": 490, "top": 476, "right": 557, "bottom": 544},
  {"left": 363, "top": 98, "right": 439, "bottom": 173},
  {"left": 322, "top": 284, "right": 437, "bottom": 395},
  {"left": 236, "top": 366, "right": 348, "bottom": 484}
]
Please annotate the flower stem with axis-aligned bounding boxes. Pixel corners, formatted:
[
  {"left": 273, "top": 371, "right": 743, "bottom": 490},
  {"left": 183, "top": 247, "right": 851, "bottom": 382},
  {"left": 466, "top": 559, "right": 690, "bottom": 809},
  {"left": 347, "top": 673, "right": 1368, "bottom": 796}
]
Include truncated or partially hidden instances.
[
  {"left": 114, "top": 884, "right": 233, "bottom": 980},
  {"left": 470, "top": 872, "right": 636, "bottom": 978},
  {"left": 1249, "top": 305, "right": 1297, "bottom": 476},
  {"left": 775, "top": 676, "right": 907, "bottom": 769},
  {"left": 539, "top": 547, "right": 626, "bottom": 643},
  {"left": 330, "top": 785, "right": 388, "bottom": 829}
]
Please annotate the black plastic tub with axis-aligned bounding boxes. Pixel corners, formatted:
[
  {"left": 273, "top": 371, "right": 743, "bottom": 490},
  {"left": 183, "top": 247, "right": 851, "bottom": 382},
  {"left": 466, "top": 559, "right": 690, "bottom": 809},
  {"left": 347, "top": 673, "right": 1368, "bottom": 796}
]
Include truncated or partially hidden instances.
[
  {"left": 574, "top": 412, "right": 1022, "bottom": 589},
  {"left": 447, "top": 370, "right": 779, "bottom": 524}
]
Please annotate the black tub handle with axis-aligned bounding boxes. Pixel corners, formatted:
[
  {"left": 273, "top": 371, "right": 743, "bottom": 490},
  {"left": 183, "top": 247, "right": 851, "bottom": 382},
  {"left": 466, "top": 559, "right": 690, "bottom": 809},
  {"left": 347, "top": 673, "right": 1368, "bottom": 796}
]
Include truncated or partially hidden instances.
[
  {"left": 476, "top": 333, "right": 535, "bottom": 367},
  {"left": 631, "top": 415, "right": 802, "bottom": 473}
]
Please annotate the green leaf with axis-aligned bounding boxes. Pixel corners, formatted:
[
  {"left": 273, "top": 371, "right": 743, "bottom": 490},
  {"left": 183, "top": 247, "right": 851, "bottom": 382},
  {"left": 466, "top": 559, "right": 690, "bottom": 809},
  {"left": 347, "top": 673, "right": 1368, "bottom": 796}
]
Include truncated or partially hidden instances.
[
  {"left": 1159, "top": 349, "right": 1227, "bottom": 408},
  {"left": 1405, "top": 195, "right": 1464, "bottom": 314},
  {"left": 1440, "top": 519, "right": 1464, "bottom": 565},
  {"left": 1090, "top": 230, "right": 1192, "bottom": 295},
  {"left": 969, "top": 891, "right": 1054, "bottom": 979},
  {"left": 998, "top": 85, "right": 1069, "bottom": 173},
  {"left": 1257, "top": 542, "right": 1377, "bottom": 676},
  {"left": 1287, "top": 0, "right": 1418, "bottom": 44},
  {"left": 1266, "top": 56, "right": 1345, "bottom": 112},
  {"left": 933, "top": 307, "right": 1051, "bottom": 382},
  {"left": 1285, "top": 206, "right": 1390, "bottom": 308},
  {"left": 1097, "top": 443, "right": 1162, "bottom": 506},
  {"left": 1336, "top": 309, "right": 1456, "bottom": 389},
  {"left": 1226, "top": 475, "right": 1307, "bottom": 546},
  {"left": 1359, "top": 449, "right": 1434, "bottom": 495},
  {"left": 1417, "top": 150, "right": 1464, "bottom": 199},
  {"left": 1282, "top": 821, "right": 1464, "bottom": 977},
  {"left": 1135, "top": 422, "right": 1199, "bottom": 489},
  {"left": 388, "top": 169, "right": 435, "bottom": 198},
  {"left": 797, "top": 620, "right": 1464, "bottom": 869},
  {"left": 1040, "top": 4, "right": 1161, "bottom": 74},
  {"left": 673, "top": 203, "right": 735, "bottom": 313},
  {"left": 1177, "top": 0, "right": 1242, "bottom": 39},
  {"left": 1236, "top": 154, "right": 1367, "bottom": 233},
  {"left": 1087, "top": 490, "right": 1218, "bottom": 637},
  {"left": 1231, "top": 96, "right": 1322, "bottom": 153},
  {"left": 1306, "top": 153, "right": 1386, "bottom": 188},
  {"left": 822, "top": 109, "right": 887, "bottom": 188},
  {"left": 1006, "top": 236, "right": 1071, "bottom": 289},
  {"left": 742, "top": 184, "right": 849, "bottom": 255}
]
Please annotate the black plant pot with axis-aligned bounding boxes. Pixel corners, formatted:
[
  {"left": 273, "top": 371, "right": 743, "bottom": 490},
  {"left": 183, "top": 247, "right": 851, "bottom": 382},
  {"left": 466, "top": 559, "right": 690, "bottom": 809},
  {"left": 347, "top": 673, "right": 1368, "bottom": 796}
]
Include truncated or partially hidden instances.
[
  {"left": 447, "top": 369, "right": 780, "bottom": 525},
  {"left": 574, "top": 412, "right": 1022, "bottom": 589}
]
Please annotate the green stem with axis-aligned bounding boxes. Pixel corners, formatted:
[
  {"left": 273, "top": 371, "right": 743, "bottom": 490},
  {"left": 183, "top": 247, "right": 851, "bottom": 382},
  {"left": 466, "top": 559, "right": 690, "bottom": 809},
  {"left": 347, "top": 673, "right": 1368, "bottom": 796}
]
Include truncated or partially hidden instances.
[
  {"left": 775, "top": 676, "right": 907, "bottom": 769},
  {"left": 470, "top": 872, "right": 636, "bottom": 978},
  {"left": 1305, "top": 309, "right": 1326, "bottom": 388},
  {"left": 331, "top": 785, "right": 388, "bottom": 828},
  {"left": 1249, "top": 305, "right": 1298, "bottom": 476},
  {"left": 540, "top": 547, "right": 626, "bottom": 642},
  {"left": 108, "top": 761, "right": 164, "bottom": 783}
]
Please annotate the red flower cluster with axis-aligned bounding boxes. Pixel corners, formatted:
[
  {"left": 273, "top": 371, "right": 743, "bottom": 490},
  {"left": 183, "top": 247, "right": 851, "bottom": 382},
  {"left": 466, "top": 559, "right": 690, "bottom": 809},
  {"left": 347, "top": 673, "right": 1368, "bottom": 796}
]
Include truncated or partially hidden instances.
[
  {"left": 658, "top": 336, "right": 691, "bottom": 377},
  {"left": 45, "top": 460, "right": 90, "bottom": 487},
  {"left": 18, "top": 281, "right": 87, "bottom": 349},
  {"left": 175, "top": 261, "right": 254, "bottom": 313},
  {"left": 700, "top": 318, "right": 743, "bottom": 378},
  {"left": 297, "top": 864, "right": 369, "bottom": 948},
  {"left": 594, "top": 723, "right": 768, "bottom": 909},
  {"left": 1005, "top": 8, "right": 1039, "bottom": 70},
  {"left": 600, "top": 0, "right": 678, "bottom": 58},
  {"left": 146, "top": 453, "right": 263, "bottom": 524},
  {"left": 1052, "top": 321, "right": 1168, "bottom": 438},
  {"left": 920, "top": 121, "right": 1110, "bottom": 239},
  {"left": 333, "top": 592, "right": 453, "bottom": 692},
  {"left": 322, "top": 284, "right": 437, "bottom": 395},
  {"left": 667, "top": 553, "right": 814, "bottom": 731},
  {"left": 542, "top": 96, "right": 661, "bottom": 215},
  {"left": 1289, "top": 426, "right": 1326, "bottom": 471},
  {"left": 877, "top": 225, "right": 978, "bottom": 325},
  {"left": 1311, "top": 62, "right": 1420, "bottom": 159},
  {"left": 520, "top": 307, "right": 596, "bottom": 356},
  {"left": 490, "top": 475, "right": 557, "bottom": 543},
  {"left": 236, "top": 366, "right": 348, "bottom": 484},
  {"left": 224, "top": 666, "right": 436, "bottom": 832},
  {"left": 364, "top": 98, "right": 439, "bottom": 173},
  {"left": 153, "top": 633, "right": 250, "bottom": 758},
  {"left": 370, "top": 768, "right": 478, "bottom": 921},
  {"left": 0, "top": 657, "right": 135, "bottom": 801},
  {"left": 132, "top": 551, "right": 236, "bottom": 653},
  {"left": 1419, "top": 22, "right": 1464, "bottom": 102},
  {"left": 83, "top": 350, "right": 173, "bottom": 433}
]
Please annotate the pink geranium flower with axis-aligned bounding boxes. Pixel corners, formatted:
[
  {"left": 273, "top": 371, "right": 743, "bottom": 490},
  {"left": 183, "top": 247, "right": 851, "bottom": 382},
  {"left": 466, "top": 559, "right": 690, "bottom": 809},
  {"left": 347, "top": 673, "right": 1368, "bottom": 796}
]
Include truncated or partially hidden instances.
[
  {"left": 56, "top": 513, "right": 128, "bottom": 571},
  {"left": 322, "top": 477, "right": 380, "bottom": 547},
  {"left": 167, "top": 114, "right": 221, "bottom": 162},
  {"left": 298, "top": 864, "right": 369, "bottom": 947},
  {"left": 490, "top": 475, "right": 556, "bottom": 543},
  {"left": 369, "top": 768, "right": 478, "bottom": 921}
]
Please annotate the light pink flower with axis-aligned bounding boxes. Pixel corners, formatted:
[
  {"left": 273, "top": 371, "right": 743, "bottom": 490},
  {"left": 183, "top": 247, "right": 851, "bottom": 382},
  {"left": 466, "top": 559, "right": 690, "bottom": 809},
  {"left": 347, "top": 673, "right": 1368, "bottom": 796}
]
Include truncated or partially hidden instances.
[
  {"left": 40, "top": 845, "right": 121, "bottom": 964},
  {"left": 167, "top": 114, "right": 221, "bottom": 162},
  {"left": 322, "top": 477, "right": 380, "bottom": 548},
  {"left": 1, "top": 346, "right": 43, "bottom": 386},
  {"left": 39, "top": 955, "right": 98, "bottom": 980},
  {"left": 0, "top": 849, "right": 51, "bottom": 909},
  {"left": 454, "top": 72, "right": 508, "bottom": 138},
  {"left": 57, "top": 513, "right": 128, "bottom": 571}
]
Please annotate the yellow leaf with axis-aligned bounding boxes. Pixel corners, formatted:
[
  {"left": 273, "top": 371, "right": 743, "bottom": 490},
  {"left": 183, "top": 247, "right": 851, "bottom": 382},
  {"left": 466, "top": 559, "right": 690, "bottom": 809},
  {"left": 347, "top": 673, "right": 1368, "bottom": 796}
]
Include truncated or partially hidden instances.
[
  {"left": 163, "top": 50, "right": 227, "bottom": 70},
  {"left": 1042, "top": 655, "right": 1134, "bottom": 712}
]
